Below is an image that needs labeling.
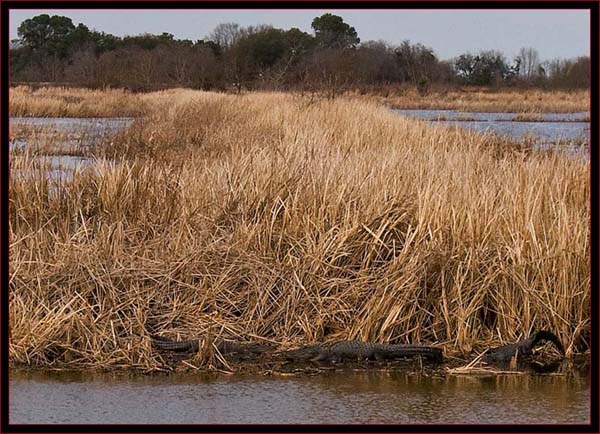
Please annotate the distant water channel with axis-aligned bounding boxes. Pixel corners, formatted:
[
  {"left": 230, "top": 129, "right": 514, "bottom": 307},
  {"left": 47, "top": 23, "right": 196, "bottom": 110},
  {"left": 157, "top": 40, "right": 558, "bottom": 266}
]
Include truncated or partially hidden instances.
[
  {"left": 393, "top": 109, "right": 590, "bottom": 157},
  {"left": 9, "top": 116, "right": 134, "bottom": 132},
  {"left": 10, "top": 368, "right": 590, "bottom": 424},
  {"left": 9, "top": 117, "right": 133, "bottom": 181}
]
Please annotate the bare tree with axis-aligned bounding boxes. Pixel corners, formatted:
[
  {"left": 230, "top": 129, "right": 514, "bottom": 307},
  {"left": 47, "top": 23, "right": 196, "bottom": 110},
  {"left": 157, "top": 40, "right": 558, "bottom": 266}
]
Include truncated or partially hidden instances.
[
  {"left": 130, "top": 47, "right": 159, "bottom": 90},
  {"left": 65, "top": 48, "right": 99, "bottom": 86},
  {"left": 97, "top": 49, "right": 128, "bottom": 88},
  {"left": 209, "top": 23, "right": 242, "bottom": 49},
  {"left": 191, "top": 45, "right": 219, "bottom": 89},
  {"left": 395, "top": 40, "right": 438, "bottom": 84},
  {"left": 155, "top": 44, "right": 193, "bottom": 86},
  {"left": 517, "top": 47, "right": 540, "bottom": 81},
  {"left": 353, "top": 41, "right": 396, "bottom": 86},
  {"left": 301, "top": 49, "right": 355, "bottom": 99},
  {"left": 542, "top": 56, "right": 590, "bottom": 88}
]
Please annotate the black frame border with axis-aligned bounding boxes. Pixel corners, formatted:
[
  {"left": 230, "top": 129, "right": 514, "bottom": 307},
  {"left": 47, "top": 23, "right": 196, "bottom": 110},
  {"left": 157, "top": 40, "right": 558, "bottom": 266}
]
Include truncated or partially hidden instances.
[{"left": 0, "top": 1, "right": 597, "bottom": 433}]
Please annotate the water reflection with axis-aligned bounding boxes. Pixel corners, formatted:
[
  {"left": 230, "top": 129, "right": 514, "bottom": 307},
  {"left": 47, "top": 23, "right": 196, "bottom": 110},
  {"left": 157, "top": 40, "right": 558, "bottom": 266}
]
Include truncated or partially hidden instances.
[{"left": 10, "top": 368, "right": 590, "bottom": 424}]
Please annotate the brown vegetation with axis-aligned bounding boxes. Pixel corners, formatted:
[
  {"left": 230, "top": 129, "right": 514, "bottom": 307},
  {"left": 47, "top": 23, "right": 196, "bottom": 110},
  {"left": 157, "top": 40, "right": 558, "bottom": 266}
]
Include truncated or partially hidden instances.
[
  {"left": 10, "top": 85, "right": 591, "bottom": 118},
  {"left": 9, "top": 89, "right": 590, "bottom": 371},
  {"left": 510, "top": 113, "right": 590, "bottom": 123},
  {"left": 9, "top": 86, "right": 148, "bottom": 117},
  {"left": 359, "top": 86, "right": 590, "bottom": 113}
]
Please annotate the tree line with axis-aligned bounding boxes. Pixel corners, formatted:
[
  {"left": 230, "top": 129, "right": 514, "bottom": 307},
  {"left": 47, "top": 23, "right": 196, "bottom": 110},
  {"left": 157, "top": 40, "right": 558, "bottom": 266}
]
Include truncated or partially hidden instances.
[{"left": 9, "top": 13, "right": 590, "bottom": 93}]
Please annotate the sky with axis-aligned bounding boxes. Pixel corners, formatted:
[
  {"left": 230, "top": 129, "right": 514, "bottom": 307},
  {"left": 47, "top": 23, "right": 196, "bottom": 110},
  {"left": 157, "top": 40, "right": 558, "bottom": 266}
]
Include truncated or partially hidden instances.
[{"left": 9, "top": 9, "right": 590, "bottom": 61}]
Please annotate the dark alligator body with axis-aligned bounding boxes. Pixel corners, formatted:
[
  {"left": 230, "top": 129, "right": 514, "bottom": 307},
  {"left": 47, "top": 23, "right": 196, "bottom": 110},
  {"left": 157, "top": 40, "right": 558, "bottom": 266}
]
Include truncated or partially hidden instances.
[
  {"left": 151, "top": 335, "right": 272, "bottom": 355},
  {"left": 483, "top": 330, "right": 565, "bottom": 363},
  {"left": 152, "top": 330, "right": 564, "bottom": 367},
  {"left": 151, "top": 336, "right": 442, "bottom": 363},
  {"left": 278, "top": 340, "right": 444, "bottom": 363}
]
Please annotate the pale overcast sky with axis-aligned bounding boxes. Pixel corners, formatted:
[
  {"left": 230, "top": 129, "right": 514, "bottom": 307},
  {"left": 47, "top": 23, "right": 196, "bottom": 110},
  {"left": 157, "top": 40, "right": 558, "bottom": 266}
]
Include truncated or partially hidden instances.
[{"left": 9, "top": 9, "right": 590, "bottom": 60}]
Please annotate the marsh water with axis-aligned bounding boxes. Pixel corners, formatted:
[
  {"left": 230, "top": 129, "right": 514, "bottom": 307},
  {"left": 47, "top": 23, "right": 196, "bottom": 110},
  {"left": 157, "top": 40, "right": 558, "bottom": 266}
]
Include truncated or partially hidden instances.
[
  {"left": 9, "top": 117, "right": 133, "bottom": 181},
  {"left": 9, "top": 116, "right": 133, "bottom": 133},
  {"left": 393, "top": 109, "right": 590, "bottom": 157},
  {"left": 9, "top": 111, "right": 590, "bottom": 182},
  {"left": 9, "top": 117, "right": 133, "bottom": 150},
  {"left": 9, "top": 367, "right": 590, "bottom": 424}
]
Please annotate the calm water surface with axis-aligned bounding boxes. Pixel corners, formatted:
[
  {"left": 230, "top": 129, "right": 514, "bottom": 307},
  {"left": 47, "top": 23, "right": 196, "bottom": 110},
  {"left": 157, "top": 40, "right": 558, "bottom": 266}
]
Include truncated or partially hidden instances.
[
  {"left": 393, "top": 109, "right": 589, "bottom": 122},
  {"left": 9, "top": 117, "right": 133, "bottom": 152},
  {"left": 9, "top": 117, "right": 133, "bottom": 182},
  {"left": 393, "top": 109, "right": 590, "bottom": 157},
  {"left": 10, "top": 368, "right": 590, "bottom": 424},
  {"left": 9, "top": 116, "right": 134, "bottom": 131}
]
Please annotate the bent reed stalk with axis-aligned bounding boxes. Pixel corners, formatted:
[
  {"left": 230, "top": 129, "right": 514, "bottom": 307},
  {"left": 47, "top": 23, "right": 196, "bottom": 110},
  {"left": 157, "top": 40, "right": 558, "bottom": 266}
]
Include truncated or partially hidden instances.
[{"left": 9, "top": 90, "right": 590, "bottom": 371}]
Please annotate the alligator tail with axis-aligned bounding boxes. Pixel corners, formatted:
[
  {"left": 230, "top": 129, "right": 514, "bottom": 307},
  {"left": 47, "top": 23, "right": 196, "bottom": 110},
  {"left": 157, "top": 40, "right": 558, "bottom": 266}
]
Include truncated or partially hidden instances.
[
  {"left": 275, "top": 345, "right": 321, "bottom": 361},
  {"left": 413, "top": 347, "right": 443, "bottom": 363},
  {"left": 151, "top": 335, "right": 200, "bottom": 352},
  {"left": 217, "top": 341, "right": 273, "bottom": 354},
  {"left": 152, "top": 335, "right": 272, "bottom": 355},
  {"left": 388, "top": 345, "right": 444, "bottom": 362}
]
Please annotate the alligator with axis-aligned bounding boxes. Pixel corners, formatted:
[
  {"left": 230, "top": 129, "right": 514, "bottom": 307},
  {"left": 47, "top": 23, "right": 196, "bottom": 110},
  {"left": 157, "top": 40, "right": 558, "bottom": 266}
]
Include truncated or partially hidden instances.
[
  {"left": 483, "top": 330, "right": 565, "bottom": 363},
  {"left": 151, "top": 335, "right": 442, "bottom": 363},
  {"left": 276, "top": 340, "right": 444, "bottom": 363},
  {"left": 151, "top": 335, "right": 272, "bottom": 355},
  {"left": 152, "top": 330, "right": 564, "bottom": 366}
]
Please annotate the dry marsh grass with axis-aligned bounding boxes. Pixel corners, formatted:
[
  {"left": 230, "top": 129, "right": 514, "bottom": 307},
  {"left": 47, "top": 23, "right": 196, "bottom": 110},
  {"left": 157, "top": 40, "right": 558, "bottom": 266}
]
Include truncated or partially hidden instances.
[
  {"left": 10, "top": 85, "right": 590, "bottom": 118},
  {"left": 9, "top": 90, "right": 590, "bottom": 371},
  {"left": 9, "top": 86, "right": 148, "bottom": 117},
  {"left": 360, "top": 87, "right": 590, "bottom": 113},
  {"left": 510, "top": 113, "right": 590, "bottom": 123}
]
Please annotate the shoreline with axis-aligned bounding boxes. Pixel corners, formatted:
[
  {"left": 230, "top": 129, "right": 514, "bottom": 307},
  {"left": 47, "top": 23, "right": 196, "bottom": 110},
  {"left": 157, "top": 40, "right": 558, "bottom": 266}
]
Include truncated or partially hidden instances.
[{"left": 9, "top": 352, "right": 589, "bottom": 376}]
